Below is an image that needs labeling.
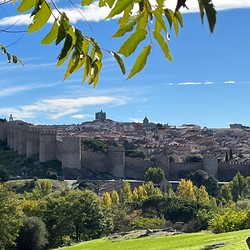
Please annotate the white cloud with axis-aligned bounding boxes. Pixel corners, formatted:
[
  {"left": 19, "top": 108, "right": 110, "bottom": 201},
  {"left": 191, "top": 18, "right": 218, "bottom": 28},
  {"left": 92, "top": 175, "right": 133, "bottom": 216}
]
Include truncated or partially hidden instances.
[
  {"left": 224, "top": 80, "right": 236, "bottom": 84},
  {"left": 71, "top": 114, "right": 93, "bottom": 119},
  {"left": 178, "top": 81, "right": 215, "bottom": 85},
  {"left": 0, "top": 82, "right": 59, "bottom": 98},
  {"left": 1, "top": 0, "right": 250, "bottom": 26},
  {"left": 166, "top": 0, "right": 250, "bottom": 13},
  {"left": 128, "top": 117, "right": 142, "bottom": 123},
  {"left": 0, "top": 96, "right": 127, "bottom": 121},
  {"left": 178, "top": 82, "right": 202, "bottom": 85}
]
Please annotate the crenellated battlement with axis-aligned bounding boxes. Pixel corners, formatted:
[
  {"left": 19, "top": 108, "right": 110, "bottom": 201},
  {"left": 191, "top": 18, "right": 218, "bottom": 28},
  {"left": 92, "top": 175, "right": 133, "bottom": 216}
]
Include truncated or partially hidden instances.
[
  {"left": 27, "top": 125, "right": 42, "bottom": 132},
  {"left": 40, "top": 128, "right": 57, "bottom": 134}
]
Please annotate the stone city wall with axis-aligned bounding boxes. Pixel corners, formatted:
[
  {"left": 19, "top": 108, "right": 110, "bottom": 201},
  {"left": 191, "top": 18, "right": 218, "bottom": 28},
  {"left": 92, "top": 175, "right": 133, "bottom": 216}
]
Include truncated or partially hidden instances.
[
  {"left": 169, "top": 162, "right": 202, "bottom": 180},
  {"left": 39, "top": 129, "right": 57, "bottom": 162},
  {"left": 125, "top": 157, "right": 154, "bottom": 180},
  {"left": 81, "top": 150, "right": 110, "bottom": 173},
  {"left": 2, "top": 121, "right": 250, "bottom": 181},
  {"left": 26, "top": 126, "right": 40, "bottom": 157},
  {"left": 62, "top": 136, "right": 81, "bottom": 170},
  {"left": 218, "top": 162, "right": 250, "bottom": 181}
]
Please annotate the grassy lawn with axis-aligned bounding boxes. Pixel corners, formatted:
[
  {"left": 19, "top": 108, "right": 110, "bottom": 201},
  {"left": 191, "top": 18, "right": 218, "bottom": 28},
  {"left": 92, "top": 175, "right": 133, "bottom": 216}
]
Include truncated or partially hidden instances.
[{"left": 56, "top": 229, "right": 250, "bottom": 250}]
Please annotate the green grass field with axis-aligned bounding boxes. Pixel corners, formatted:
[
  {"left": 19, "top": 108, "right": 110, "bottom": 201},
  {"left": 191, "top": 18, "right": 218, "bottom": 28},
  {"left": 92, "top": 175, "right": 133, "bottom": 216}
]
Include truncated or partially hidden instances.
[{"left": 56, "top": 229, "right": 250, "bottom": 250}]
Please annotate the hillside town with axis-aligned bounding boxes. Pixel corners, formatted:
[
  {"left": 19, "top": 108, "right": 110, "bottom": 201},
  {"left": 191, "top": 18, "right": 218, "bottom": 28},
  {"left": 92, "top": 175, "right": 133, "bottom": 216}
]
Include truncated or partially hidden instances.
[{"left": 63, "top": 110, "right": 250, "bottom": 164}]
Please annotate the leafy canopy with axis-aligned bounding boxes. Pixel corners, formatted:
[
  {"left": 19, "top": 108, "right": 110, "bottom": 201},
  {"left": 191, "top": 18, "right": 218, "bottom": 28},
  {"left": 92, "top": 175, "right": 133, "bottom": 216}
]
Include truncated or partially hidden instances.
[{"left": 2, "top": 0, "right": 216, "bottom": 86}]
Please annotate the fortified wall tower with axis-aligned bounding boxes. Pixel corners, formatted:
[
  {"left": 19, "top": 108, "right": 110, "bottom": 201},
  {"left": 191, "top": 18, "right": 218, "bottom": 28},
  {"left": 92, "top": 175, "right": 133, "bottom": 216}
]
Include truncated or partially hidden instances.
[
  {"left": 39, "top": 128, "right": 57, "bottom": 162},
  {"left": 154, "top": 149, "right": 170, "bottom": 179},
  {"left": 8, "top": 123, "right": 15, "bottom": 149},
  {"left": 26, "top": 125, "right": 41, "bottom": 157},
  {"left": 13, "top": 125, "right": 19, "bottom": 152},
  {"left": 202, "top": 153, "right": 218, "bottom": 178},
  {"left": 107, "top": 146, "right": 125, "bottom": 178},
  {"left": 17, "top": 123, "right": 27, "bottom": 155},
  {"left": 61, "top": 135, "right": 81, "bottom": 170}
]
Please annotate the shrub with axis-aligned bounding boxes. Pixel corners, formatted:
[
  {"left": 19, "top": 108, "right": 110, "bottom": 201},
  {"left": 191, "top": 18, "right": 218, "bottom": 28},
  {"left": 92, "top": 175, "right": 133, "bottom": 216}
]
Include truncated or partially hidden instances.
[
  {"left": 209, "top": 207, "right": 247, "bottom": 233},
  {"left": 144, "top": 167, "right": 165, "bottom": 184},
  {"left": 131, "top": 217, "right": 166, "bottom": 230},
  {"left": 16, "top": 217, "right": 48, "bottom": 250}
]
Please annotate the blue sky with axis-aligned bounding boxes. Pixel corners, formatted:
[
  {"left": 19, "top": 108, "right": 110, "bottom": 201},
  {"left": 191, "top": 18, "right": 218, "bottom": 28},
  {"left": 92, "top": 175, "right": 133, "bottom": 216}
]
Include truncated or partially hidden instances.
[{"left": 0, "top": 0, "right": 250, "bottom": 128}]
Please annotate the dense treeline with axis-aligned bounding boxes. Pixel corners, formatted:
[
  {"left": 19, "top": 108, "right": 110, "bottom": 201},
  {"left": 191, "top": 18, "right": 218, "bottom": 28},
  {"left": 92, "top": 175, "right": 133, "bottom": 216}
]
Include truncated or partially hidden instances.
[{"left": 2, "top": 170, "right": 250, "bottom": 249}]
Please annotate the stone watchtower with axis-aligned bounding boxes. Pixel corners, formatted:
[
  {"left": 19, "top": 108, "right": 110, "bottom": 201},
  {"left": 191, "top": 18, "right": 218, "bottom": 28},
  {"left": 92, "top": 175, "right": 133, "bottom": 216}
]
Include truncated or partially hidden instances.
[
  {"left": 26, "top": 126, "right": 40, "bottom": 157},
  {"left": 9, "top": 114, "right": 13, "bottom": 122},
  {"left": 95, "top": 110, "right": 106, "bottom": 122},
  {"left": 39, "top": 128, "right": 57, "bottom": 162},
  {"left": 17, "top": 123, "right": 27, "bottom": 155},
  {"left": 202, "top": 153, "right": 218, "bottom": 178},
  {"left": 108, "top": 146, "right": 125, "bottom": 178},
  {"left": 61, "top": 136, "right": 81, "bottom": 170}
]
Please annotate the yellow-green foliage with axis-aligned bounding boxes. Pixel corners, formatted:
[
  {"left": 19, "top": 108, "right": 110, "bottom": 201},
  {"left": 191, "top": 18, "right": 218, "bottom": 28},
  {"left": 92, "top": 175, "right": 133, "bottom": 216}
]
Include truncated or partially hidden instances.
[
  {"left": 111, "top": 190, "right": 119, "bottom": 205},
  {"left": 103, "top": 192, "right": 112, "bottom": 209},
  {"left": 209, "top": 203, "right": 248, "bottom": 233},
  {"left": 177, "top": 179, "right": 196, "bottom": 201},
  {"left": 0, "top": 183, "right": 23, "bottom": 249}
]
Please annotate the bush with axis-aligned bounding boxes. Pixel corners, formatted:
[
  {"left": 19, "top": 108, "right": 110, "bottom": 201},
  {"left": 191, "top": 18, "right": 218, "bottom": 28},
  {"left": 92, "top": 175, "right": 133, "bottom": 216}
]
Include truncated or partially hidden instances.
[
  {"left": 16, "top": 217, "right": 48, "bottom": 250},
  {"left": 209, "top": 207, "right": 247, "bottom": 233},
  {"left": 131, "top": 217, "right": 166, "bottom": 230},
  {"left": 0, "top": 169, "right": 9, "bottom": 182},
  {"left": 144, "top": 167, "right": 165, "bottom": 184}
]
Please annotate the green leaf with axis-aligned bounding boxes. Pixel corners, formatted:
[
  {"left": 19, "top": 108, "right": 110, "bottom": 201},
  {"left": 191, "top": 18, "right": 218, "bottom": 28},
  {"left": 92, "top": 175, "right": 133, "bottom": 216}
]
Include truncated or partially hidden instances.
[
  {"left": 99, "top": 0, "right": 105, "bottom": 7},
  {"left": 88, "top": 60, "right": 101, "bottom": 87},
  {"left": 172, "top": 14, "right": 179, "bottom": 36},
  {"left": 153, "top": 9, "right": 167, "bottom": 33},
  {"left": 127, "top": 45, "right": 151, "bottom": 79},
  {"left": 110, "top": 51, "right": 126, "bottom": 74},
  {"left": 55, "top": 13, "right": 70, "bottom": 45},
  {"left": 144, "top": 0, "right": 153, "bottom": 20},
  {"left": 105, "top": 0, "right": 115, "bottom": 8},
  {"left": 41, "top": 19, "right": 59, "bottom": 44},
  {"left": 28, "top": 1, "right": 52, "bottom": 33},
  {"left": 30, "top": 0, "right": 42, "bottom": 16},
  {"left": 106, "top": 0, "right": 133, "bottom": 19},
  {"left": 153, "top": 30, "right": 172, "bottom": 61},
  {"left": 82, "top": 38, "right": 90, "bottom": 55},
  {"left": 156, "top": 0, "right": 164, "bottom": 9},
  {"left": 198, "top": 0, "right": 205, "bottom": 23},
  {"left": 81, "top": 0, "right": 94, "bottom": 6},
  {"left": 175, "top": 10, "right": 183, "bottom": 27},
  {"left": 57, "top": 34, "right": 73, "bottom": 66},
  {"left": 6, "top": 52, "right": 11, "bottom": 63},
  {"left": 113, "top": 16, "right": 139, "bottom": 37},
  {"left": 164, "top": 9, "right": 183, "bottom": 36},
  {"left": 118, "top": 3, "right": 134, "bottom": 27},
  {"left": 164, "top": 9, "right": 173, "bottom": 28},
  {"left": 136, "top": 11, "right": 148, "bottom": 30},
  {"left": 198, "top": 0, "right": 216, "bottom": 33},
  {"left": 64, "top": 52, "right": 84, "bottom": 80},
  {"left": 203, "top": 0, "right": 216, "bottom": 33},
  {"left": 0, "top": 45, "right": 6, "bottom": 54},
  {"left": 55, "top": 25, "right": 66, "bottom": 45},
  {"left": 83, "top": 56, "right": 92, "bottom": 82},
  {"left": 17, "top": 0, "right": 36, "bottom": 12},
  {"left": 12, "top": 55, "right": 18, "bottom": 63},
  {"left": 93, "top": 60, "right": 102, "bottom": 87},
  {"left": 118, "top": 29, "right": 147, "bottom": 57}
]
